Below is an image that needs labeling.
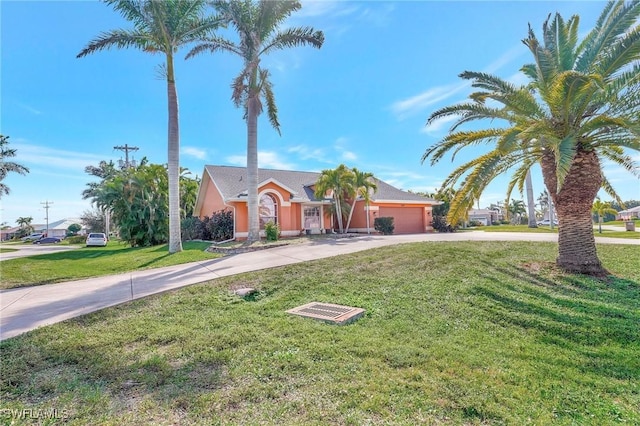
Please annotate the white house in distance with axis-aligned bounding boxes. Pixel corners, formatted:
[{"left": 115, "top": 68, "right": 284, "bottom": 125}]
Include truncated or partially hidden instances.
[
  {"left": 33, "top": 218, "right": 84, "bottom": 238},
  {"left": 616, "top": 206, "right": 640, "bottom": 220}
]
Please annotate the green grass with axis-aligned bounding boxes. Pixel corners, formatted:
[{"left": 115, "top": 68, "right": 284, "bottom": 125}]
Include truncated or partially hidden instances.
[
  {"left": 0, "top": 247, "right": 18, "bottom": 253},
  {"left": 0, "top": 241, "right": 220, "bottom": 289},
  {"left": 1, "top": 241, "right": 638, "bottom": 425},
  {"left": 478, "top": 225, "right": 558, "bottom": 233},
  {"left": 478, "top": 224, "right": 639, "bottom": 239}
]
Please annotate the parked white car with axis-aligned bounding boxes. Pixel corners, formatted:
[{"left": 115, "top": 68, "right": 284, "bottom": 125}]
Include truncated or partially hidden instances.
[
  {"left": 21, "top": 233, "right": 44, "bottom": 242},
  {"left": 537, "top": 219, "right": 558, "bottom": 226},
  {"left": 86, "top": 233, "right": 108, "bottom": 247}
]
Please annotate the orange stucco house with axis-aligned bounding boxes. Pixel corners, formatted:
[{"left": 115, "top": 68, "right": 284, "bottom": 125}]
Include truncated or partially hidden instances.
[{"left": 193, "top": 165, "right": 441, "bottom": 239}]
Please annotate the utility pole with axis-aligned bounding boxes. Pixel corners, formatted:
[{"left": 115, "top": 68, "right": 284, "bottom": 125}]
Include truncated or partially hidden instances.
[
  {"left": 114, "top": 144, "right": 139, "bottom": 169},
  {"left": 41, "top": 200, "right": 53, "bottom": 236}
]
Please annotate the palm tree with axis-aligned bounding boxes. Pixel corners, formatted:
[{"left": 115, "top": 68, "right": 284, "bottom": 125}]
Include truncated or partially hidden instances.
[
  {"left": 423, "top": 2, "right": 640, "bottom": 276},
  {"left": 187, "top": 0, "right": 324, "bottom": 243},
  {"left": 0, "top": 135, "right": 29, "bottom": 198},
  {"left": 507, "top": 199, "right": 526, "bottom": 225},
  {"left": 345, "top": 168, "right": 378, "bottom": 233},
  {"left": 16, "top": 216, "right": 33, "bottom": 235},
  {"left": 592, "top": 198, "right": 619, "bottom": 234},
  {"left": 78, "top": 0, "right": 221, "bottom": 253},
  {"left": 314, "top": 165, "right": 353, "bottom": 233}
]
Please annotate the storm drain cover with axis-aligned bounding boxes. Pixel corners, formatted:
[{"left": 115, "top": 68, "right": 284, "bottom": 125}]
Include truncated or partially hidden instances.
[{"left": 287, "top": 302, "right": 365, "bottom": 325}]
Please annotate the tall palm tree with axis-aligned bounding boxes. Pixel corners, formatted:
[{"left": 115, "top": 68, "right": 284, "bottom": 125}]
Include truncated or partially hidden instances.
[
  {"left": 423, "top": 1, "right": 640, "bottom": 276},
  {"left": 345, "top": 168, "right": 378, "bottom": 233},
  {"left": 314, "top": 165, "right": 353, "bottom": 233},
  {"left": 187, "top": 0, "right": 324, "bottom": 243},
  {"left": 78, "top": 0, "right": 221, "bottom": 253},
  {"left": 525, "top": 171, "right": 537, "bottom": 228},
  {"left": 592, "top": 198, "right": 619, "bottom": 234},
  {"left": 0, "top": 135, "right": 29, "bottom": 198}
]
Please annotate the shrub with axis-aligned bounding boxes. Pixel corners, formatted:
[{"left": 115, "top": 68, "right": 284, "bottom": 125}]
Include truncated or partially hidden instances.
[
  {"left": 264, "top": 221, "right": 279, "bottom": 241},
  {"left": 207, "top": 209, "right": 234, "bottom": 242},
  {"left": 65, "top": 235, "right": 86, "bottom": 244},
  {"left": 432, "top": 215, "right": 457, "bottom": 233},
  {"left": 181, "top": 216, "right": 201, "bottom": 241},
  {"left": 374, "top": 217, "right": 394, "bottom": 235},
  {"left": 468, "top": 220, "right": 482, "bottom": 227}
]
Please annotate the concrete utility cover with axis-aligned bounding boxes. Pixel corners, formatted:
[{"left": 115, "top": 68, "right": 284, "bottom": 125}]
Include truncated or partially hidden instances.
[
  {"left": 234, "top": 287, "right": 257, "bottom": 297},
  {"left": 287, "top": 302, "right": 365, "bottom": 325}
]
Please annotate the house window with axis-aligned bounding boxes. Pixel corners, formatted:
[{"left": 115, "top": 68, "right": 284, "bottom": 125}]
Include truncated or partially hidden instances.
[
  {"left": 259, "top": 193, "right": 277, "bottom": 228},
  {"left": 304, "top": 206, "right": 320, "bottom": 229}
]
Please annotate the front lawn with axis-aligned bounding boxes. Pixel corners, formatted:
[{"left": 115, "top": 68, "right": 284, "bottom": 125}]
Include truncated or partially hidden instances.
[
  {"left": 478, "top": 224, "right": 639, "bottom": 239},
  {"left": 1, "top": 241, "right": 638, "bottom": 425},
  {"left": 0, "top": 241, "right": 220, "bottom": 289}
]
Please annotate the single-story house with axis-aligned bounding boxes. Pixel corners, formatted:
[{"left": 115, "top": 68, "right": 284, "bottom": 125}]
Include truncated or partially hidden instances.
[
  {"left": 0, "top": 226, "right": 21, "bottom": 241},
  {"left": 467, "top": 208, "right": 500, "bottom": 225},
  {"left": 193, "top": 165, "right": 440, "bottom": 239},
  {"left": 616, "top": 205, "right": 640, "bottom": 220},
  {"left": 30, "top": 219, "right": 84, "bottom": 238}
]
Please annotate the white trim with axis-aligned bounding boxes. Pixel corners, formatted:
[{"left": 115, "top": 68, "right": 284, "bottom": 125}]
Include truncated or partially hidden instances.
[
  {"left": 258, "top": 189, "right": 289, "bottom": 207},
  {"left": 301, "top": 204, "right": 323, "bottom": 231},
  {"left": 365, "top": 205, "right": 379, "bottom": 212},
  {"left": 258, "top": 177, "right": 298, "bottom": 195}
]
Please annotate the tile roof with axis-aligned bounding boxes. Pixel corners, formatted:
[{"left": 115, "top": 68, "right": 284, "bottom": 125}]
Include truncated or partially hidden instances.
[{"left": 204, "top": 165, "right": 438, "bottom": 204}]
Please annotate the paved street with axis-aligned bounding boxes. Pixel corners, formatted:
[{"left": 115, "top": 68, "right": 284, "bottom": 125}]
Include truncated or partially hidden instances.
[{"left": 1, "top": 231, "right": 637, "bottom": 340}]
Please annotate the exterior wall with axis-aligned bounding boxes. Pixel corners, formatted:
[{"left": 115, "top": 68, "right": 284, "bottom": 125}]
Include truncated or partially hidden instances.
[{"left": 198, "top": 174, "right": 228, "bottom": 218}]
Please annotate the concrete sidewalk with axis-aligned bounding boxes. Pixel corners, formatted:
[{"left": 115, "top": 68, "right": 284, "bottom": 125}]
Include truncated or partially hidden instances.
[{"left": 1, "top": 232, "right": 637, "bottom": 340}]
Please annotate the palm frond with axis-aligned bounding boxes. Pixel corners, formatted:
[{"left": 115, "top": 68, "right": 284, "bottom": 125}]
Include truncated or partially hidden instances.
[
  {"left": 262, "top": 27, "right": 324, "bottom": 55},
  {"left": 77, "top": 30, "right": 152, "bottom": 57},
  {"left": 261, "top": 68, "right": 280, "bottom": 134}
]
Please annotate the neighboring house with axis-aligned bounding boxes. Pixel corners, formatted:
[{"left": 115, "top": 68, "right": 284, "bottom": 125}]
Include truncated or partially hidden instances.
[
  {"left": 467, "top": 209, "right": 499, "bottom": 226},
  {"left": 193, "top": 165, "right": 440, "bottom": 239},
  {"left": 616, "top": 205, "right": 640, "bottom": 220},
  {"left": 34, "top": 218, "right": 84, "bottom": 238},
  {"left": 0, "top": 226, "right": 21, "bottom": 241}
]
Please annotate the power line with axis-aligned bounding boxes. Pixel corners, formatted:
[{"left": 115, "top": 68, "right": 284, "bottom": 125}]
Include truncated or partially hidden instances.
[
  {"left": 41, "top": 200, "right": 53, "bottom": 236},
  {"left": 114, "top": 144, "right": 139, "bottom": 169}
]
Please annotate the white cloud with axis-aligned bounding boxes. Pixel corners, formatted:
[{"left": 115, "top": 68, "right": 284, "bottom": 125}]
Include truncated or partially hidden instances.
[
  {"left": 390, "top": 82, "right": 470, "bottom": 120},
  {"left": 421, "top": 114, "right": 458, "bottom": 135},
  {"left": 17, "top": 103, "right": 42, "bottom": 115},
  {"left": 182, "top": 146, "right": 207, "bottom": 160},
  {"left": 342, "top": 151, "right": 357, "bottom": 161},
  {"left": 288, "top": 144, "right": 329, "bottom": 163},
  {"left": 483, "top": 44, "right": 526, "bottom": 74},
  {"left": 506, "top": 71, "right": 530, "bottom": 87},
  {"left": 12, "top": 143, "right": 106, "bottom": 171},
  {"left": 226, "top": 151, "right": 295, "bottom": 170}
]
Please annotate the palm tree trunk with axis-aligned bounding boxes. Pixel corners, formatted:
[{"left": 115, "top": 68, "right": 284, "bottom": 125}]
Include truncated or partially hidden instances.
[
  {"left": 334, "top": 193, "right": 344, "bottom": 233},
  {"left": 166, "top": 54, "right": 182, "bottom": 253},
  {"left": 525, "top": 170, "right": 537, "bottom": 228},
  {"left": 246, "top": 95, "right": 260, "bottom": 243},
  {"left": 541, "top": 149, "right": 606, "bottom": 276},
  {"left": 345, "top": 199, "right": 356, "bottom": 232}
]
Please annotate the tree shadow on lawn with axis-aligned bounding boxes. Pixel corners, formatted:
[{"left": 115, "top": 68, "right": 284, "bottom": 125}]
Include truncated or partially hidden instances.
[{"left": 471, "top": 260, "right": 639, "bottom": 381}]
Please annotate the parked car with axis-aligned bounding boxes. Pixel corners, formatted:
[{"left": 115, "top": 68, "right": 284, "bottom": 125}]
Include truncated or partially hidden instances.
[
  {"left": 86, "top": 233, "right": 108, "bottom": 247},
  {"left": 537, "top": 219, "right": 558, "bottom": 226},
  {"left": 33, "top": 237, "right": 62, "bottom": 244},
  {"left": 21, "top": 233, "right": 44, "bottom": 242}
]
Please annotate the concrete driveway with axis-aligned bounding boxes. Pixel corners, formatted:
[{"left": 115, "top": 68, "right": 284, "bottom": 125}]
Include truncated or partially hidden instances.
[{"left": 1, "top": 231, "right": 637, "bottom": 340}]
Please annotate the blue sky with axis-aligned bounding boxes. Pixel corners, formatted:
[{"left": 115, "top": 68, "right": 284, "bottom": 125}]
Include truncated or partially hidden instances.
[{"left": 2, "top": 0, "right": 638, "bottom": 227}]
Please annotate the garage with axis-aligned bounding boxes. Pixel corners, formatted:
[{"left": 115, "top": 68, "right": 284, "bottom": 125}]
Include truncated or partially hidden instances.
[{"left": 378, "top": 206, "right": 424, "bottom": 234}]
